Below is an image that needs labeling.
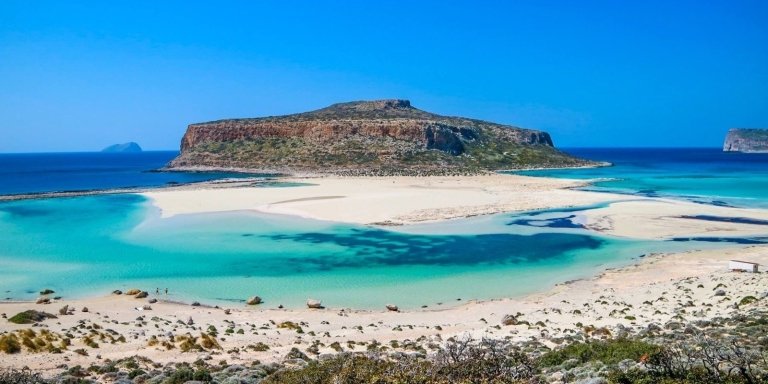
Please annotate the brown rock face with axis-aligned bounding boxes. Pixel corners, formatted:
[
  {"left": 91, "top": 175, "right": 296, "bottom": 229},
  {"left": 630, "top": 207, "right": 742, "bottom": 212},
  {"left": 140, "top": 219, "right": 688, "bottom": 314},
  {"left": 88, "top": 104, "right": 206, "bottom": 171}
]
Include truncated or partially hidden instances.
[{"left": 168, "top": 99, "right": 588, "bottom": 175}]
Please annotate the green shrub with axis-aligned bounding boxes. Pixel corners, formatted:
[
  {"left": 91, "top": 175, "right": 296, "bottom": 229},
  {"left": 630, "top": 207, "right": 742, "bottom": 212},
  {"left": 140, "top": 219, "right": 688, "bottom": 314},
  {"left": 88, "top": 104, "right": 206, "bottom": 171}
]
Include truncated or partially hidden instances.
[
  {"left": 128, "top": 369, "right": 146, "bottom": 379},
  {"left": 262, "top": 355, "right": 397, "bottom": 384},
  {"left": 164, "top": 367, "right": 193, "bottom": 384},
  {"left": 250, "top": 342, "right": 270, "bottom": 352},
  {"left": 192, "top": 369, "right": 212, "bottom": 382},
  {"left": 0, "top": 369, "right": 50, "bottom": 383},
  {"left": 739, "top": 296, "right": 758, "bottom": 305},
  {"left": 539, "top": 339, "right": 661, "bottom": 367},
  {"left": 8, "top": 311, "right": 56, "bottom": 324}
]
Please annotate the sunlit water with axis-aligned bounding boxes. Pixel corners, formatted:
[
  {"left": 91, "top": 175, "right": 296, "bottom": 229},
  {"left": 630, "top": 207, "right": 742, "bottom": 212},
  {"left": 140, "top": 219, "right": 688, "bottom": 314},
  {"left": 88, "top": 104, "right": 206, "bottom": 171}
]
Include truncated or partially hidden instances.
[
  {"left": 2, "top": 148, "right": 766, "bottom": 308},
  {"left": 0, "top": 193, "right": 738, "bottom": 309},
  {"left": 515, "top": 148, "right": 768, "bottom": 208}
]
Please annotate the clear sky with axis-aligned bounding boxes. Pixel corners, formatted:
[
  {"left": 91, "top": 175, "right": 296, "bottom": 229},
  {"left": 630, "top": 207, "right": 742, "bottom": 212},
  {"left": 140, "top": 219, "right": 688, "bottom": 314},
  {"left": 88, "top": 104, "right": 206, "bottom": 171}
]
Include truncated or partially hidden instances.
[{"left": 1, "top": 1, "right": 767, "bottom": 152}]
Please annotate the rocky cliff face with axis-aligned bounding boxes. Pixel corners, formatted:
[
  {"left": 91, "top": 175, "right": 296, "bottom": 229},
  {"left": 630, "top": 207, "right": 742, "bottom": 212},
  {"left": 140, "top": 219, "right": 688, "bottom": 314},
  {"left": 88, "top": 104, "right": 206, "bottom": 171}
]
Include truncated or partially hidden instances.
[
  {"left": 168, "top": 100, "right": 591, "bottom": 175},
  {"left": 102, "top": 142, "right": 142, "bottom": 153},
  {"left": 723, "top": 129, "right": 768, "bottom": 153}
]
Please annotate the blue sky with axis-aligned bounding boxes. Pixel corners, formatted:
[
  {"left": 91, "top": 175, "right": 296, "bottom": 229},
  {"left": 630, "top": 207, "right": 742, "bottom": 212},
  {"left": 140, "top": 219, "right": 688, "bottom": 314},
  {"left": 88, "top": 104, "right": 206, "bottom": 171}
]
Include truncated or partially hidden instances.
[{"left": 1, "top": 1, "right": 767, "bottom": 152}]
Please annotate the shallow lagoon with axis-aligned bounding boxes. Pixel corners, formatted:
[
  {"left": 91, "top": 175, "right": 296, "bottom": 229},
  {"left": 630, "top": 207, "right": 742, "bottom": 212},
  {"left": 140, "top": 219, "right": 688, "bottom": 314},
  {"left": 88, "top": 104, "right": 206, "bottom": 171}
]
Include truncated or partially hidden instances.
[{"left": 0, "top": 193, "right": 732, "bottom": 309}]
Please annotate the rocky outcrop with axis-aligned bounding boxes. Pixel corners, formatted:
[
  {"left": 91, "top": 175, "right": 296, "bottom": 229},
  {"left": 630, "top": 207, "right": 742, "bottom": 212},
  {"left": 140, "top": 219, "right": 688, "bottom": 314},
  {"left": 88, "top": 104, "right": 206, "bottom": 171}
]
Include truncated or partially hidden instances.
[
  {"left": 168, "top": 100, "right": 591, "bottom": 175},
  {"left": 102, "top": 142, "right": 142, "bottom": 153},
  {"left": 723, "top": 129, "right": 768, "bottom": 153},
  {"left": 246, "top": 296, "right": 262, "bottom": 305}
]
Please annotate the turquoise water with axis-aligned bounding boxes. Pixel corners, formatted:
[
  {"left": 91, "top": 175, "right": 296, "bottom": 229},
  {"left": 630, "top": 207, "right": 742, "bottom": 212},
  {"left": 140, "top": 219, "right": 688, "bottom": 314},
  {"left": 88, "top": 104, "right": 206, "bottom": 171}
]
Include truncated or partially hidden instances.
[
  {"left": 0, "top": 193, "right": 712, "bottom": 309},
  {"left": 3, "top": 147, "right": 766, "bottom": 309},
  {"left": 516, "top": 148, "right": 768, "bottom": 208}
]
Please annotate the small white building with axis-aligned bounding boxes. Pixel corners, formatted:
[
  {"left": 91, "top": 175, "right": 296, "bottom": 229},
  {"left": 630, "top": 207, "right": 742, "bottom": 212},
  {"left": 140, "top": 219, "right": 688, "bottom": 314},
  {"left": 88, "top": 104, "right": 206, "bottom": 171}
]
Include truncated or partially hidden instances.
[{"left": 729, "top": 260, "right": 759, "bottom": 273}]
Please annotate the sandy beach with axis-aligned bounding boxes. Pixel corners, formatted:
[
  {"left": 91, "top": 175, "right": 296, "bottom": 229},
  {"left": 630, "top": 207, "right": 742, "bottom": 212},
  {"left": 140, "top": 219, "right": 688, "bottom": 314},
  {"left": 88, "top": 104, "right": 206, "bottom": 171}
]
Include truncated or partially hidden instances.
[
  {"left": 143, "top": 174, "right": 768, "bottom": 239},
  {"left": 142, "top": 174, "right": 616, "bottom": 225},
  {"left": 1, "top": 244, "right": 765, "bottom": 373}
]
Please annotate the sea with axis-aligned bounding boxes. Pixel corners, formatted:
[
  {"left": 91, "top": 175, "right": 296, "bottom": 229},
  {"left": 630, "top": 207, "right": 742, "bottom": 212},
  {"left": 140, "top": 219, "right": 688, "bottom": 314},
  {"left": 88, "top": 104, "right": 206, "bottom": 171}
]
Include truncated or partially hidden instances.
[
  {"left": 516, "top": 148, "right": 768, "bottom": 209},
  {"left": 0, "top": 151, "right": 259, "bottom": 195},
  {"left": 0, "top": 148, "right": 766, "bottom": 309}
]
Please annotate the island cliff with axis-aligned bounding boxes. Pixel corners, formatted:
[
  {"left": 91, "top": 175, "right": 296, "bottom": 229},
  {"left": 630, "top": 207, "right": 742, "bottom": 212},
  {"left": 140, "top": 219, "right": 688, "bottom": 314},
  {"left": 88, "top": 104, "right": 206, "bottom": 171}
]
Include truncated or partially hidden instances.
[
  {"left": 167, "top": 100, "right": 594, "bottom": 175},
  {"left": 102, "top": 142, "right": 142, "bottom": 153},
  {"left": 723, "top": 128, "right": 768, "bottom": 153}
]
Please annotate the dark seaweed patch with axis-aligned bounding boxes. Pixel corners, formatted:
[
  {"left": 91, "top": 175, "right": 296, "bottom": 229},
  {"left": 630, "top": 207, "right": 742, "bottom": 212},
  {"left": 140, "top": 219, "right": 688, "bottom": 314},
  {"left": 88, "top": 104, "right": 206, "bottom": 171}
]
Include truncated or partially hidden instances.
[
  {"left": 679, "top": 215, "right": 768, "bottom": 226},
  {"left": 671, "top": 237, "right": 768, "bottom": 245},
  {"left": 261, "top": 229, "right": 604, "bottom": 272},
  {"left": 0, "top": 205, "right": 53, "bottom": 217},
  {"left": 507, "top": 215, "right": 584, "bottom": 229}
]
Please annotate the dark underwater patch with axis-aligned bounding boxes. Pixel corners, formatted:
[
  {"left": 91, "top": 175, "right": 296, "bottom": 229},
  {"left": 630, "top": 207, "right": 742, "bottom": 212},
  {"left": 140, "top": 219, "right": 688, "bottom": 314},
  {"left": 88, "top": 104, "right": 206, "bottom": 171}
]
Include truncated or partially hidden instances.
[
  {"left": 0, "top": 204, "right": 53, "bottom": 218},
  {"left": 260, "top": 229, "right": 604, "bottom": 272},
  {"left": 635, "top": 189, "right": 660, "bottom": 197},
  {"left": 518, "top": 203, "right": 609, "bottom": 217},
  {"left": 671, "top": 236, "right": 768, "bottom": 245},
  {"left": 680, "top": 215, "right": 768, "bottom": 226},
  {"left": 690, "top": 200, "right": 734, "bottom": 208},
  {"left": 507, "top": 215, "right": 584, "bottom": 229}
]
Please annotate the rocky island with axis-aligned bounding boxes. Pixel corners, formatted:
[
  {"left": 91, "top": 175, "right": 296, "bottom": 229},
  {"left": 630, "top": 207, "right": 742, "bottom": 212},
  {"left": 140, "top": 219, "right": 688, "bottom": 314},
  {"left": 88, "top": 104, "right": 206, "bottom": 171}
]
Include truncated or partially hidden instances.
[
  {"left": 101, "top": 142, "right": 142, "bottom": 153},
  {"left": 167, "top": 99, "right": 594, "bottom": 175},
  {"left": 723, "top": 128, "right": 768, "bottom": 153}
]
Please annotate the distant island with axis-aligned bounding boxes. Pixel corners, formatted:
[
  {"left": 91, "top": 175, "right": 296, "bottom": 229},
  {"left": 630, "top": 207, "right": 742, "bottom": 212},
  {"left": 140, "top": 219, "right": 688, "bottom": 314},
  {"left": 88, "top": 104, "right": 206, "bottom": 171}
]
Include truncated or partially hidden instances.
[
  {"left": 102, "top": 142, "right": 142, "bottom": 153},
  {"left": 723, "top": 128, "right": 768, "bottom": 153},
  {"left": 166, "top": 99, "right": 594, "bottom": 175}
]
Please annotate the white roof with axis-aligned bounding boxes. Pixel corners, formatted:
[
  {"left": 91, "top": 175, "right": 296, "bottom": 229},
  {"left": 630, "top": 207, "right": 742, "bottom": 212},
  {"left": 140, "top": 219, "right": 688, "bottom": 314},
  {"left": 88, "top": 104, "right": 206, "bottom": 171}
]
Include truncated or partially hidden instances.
[{"left": 730, "top": 260, "right": 759, "bottom": 265}]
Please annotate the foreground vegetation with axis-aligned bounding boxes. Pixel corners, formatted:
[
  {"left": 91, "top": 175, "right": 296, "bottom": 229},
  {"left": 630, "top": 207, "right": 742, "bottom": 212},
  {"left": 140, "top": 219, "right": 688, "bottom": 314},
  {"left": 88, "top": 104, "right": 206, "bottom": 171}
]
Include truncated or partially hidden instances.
[{"left": 2, "top": 309, "right": 766, "bottom": 383}]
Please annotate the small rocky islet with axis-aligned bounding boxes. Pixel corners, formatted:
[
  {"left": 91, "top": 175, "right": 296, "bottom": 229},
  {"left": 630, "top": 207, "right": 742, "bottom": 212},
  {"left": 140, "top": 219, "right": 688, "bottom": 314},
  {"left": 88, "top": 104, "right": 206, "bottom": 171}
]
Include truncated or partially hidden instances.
[{"left": 101, "top": 142, "right": 143, "bottom": 153}]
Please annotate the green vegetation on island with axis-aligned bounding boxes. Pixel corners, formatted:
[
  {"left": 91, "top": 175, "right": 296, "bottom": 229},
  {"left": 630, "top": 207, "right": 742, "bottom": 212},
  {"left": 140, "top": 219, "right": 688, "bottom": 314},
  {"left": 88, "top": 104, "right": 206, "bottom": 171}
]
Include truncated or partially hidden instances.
[
  {"left": 723, "top": 128, "right": 768, "bottom": 153},
  {"left": 168, "top": 100, "right": 595, "bottom": 175}
]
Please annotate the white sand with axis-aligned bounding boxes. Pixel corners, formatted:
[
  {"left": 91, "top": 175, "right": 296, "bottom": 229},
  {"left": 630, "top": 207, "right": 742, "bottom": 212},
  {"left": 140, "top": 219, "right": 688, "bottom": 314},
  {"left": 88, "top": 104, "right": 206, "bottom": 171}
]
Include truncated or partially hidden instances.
[
  {"left": 143, "top": 174, "right": 768, "bottom": 239},
  {"left": 582, "top": 198, "right": 768, "bottom": 239},
  {"left": 142, "top": 174, "right": 621, "bottom": 224}
]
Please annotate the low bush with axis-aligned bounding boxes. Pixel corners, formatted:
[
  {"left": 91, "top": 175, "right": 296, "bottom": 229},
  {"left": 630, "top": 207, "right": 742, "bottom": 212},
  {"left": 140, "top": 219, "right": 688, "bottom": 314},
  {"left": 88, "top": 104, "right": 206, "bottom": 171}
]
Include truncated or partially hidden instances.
[
  {"left": 7, "top": 311, "right": 56, "bottom": 324},
  {"left": 539, "top": 338, "right": 661, "bottom": 367},
  {"left": 0, "top": 369, "right": 50, "bottom": 383},
  {"left": 0, "top": 334, "right": 21, "bottom": 354}
]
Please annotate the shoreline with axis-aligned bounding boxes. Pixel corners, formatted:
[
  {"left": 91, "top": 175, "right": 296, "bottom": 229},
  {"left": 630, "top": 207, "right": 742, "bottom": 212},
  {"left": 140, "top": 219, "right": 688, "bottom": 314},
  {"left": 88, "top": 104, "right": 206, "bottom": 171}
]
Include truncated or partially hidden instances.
[
  {"left": 0, "top": 160, "right": 608, "bottom": 203},
  {"left": 164, "top": 159, "right": 614, "bottom": 175},
  {"left": 141, "top": 174, "right": 620, "bottom": 224},
  {"left": 0, "top": 177, "right": 280, "bottom": 202},
  {"left": 141, "top": 174, "right": 768, "bottom": 239},
  {"left": 2, "top": 172, "right": 768, "bottom": 373},
  {"left": 1, "top": 244, "right": 765, "bottom": 372}
]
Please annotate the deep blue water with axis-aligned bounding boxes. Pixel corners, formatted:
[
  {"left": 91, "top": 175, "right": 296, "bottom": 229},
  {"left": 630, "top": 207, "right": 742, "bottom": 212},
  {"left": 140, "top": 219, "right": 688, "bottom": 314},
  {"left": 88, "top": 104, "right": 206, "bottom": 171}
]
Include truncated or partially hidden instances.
[
  {"left": 517, "top": 148, "right": 768, "bottom": 208},
  {"left": 0, "top": 151, "right": 261, "bottom": 195}
]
